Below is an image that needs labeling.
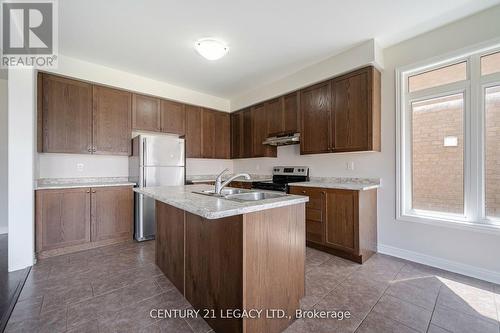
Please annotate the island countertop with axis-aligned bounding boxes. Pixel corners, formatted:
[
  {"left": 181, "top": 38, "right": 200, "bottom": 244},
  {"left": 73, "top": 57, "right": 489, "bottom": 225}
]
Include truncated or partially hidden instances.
[{"left": 134, "top": 184, "right": 308, "bottom": 219}]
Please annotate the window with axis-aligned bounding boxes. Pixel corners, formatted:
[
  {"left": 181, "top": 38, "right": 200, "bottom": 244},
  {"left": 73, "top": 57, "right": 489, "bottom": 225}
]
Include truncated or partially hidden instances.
[{"left": 397, "top": 43, "right": 500, "bottom": 228}]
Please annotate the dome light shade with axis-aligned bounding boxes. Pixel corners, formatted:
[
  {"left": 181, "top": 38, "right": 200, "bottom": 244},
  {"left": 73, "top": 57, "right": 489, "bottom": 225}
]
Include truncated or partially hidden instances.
[{"left": 194, "top": 39, "right": 229, "bottom": 60}]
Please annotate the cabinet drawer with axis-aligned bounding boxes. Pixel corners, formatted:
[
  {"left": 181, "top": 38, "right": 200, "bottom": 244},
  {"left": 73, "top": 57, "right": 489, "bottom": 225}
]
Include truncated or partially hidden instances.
[
  {"left": 306, "top": 208, "right": 322, "bottom": 222},
  {"left": 306, "top": 220, "right": 324, "bottom": 244},
  {"left": 290, "top": 187, "right": 323, "bottom": 209}
]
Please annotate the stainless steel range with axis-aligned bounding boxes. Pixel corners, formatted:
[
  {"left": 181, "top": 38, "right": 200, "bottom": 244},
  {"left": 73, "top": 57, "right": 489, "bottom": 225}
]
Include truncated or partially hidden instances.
[{"left": 252, "top": 166, "right": 309, "bottom": 193}]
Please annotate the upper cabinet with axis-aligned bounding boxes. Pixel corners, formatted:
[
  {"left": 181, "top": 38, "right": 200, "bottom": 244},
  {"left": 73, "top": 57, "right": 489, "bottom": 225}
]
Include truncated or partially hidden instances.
[
  {"left": 300, "top": 81, "right": 332, "bottom": 154},
  {"left": 40, "top": 74, "right": 93, "bottom": 154},
  {"left": 132, "top": 94, "right": 160, "bottom": 132},
  {"left": 283, "top": 92, "right": 299, "bottom": 134},
  {"left": 185, "top": 105, "right": 202, "bottom": 158},
  {"left": 213, "top": 111, "right": 231, "bottom": 159},
  {"left": 265, "top": 98, "right": 284, "bottom": 136},
  {"left": 252, "top": 104, "right": 277, "bottom": 157},
  {"left": 160, "top": 100, "right": 185, "bottom": 135},
  {"left": 331, "top": 67, "right": 380, "bottom": 152},
  {"left": 93, "top": 85, "right": 132, "bottom": 156}
]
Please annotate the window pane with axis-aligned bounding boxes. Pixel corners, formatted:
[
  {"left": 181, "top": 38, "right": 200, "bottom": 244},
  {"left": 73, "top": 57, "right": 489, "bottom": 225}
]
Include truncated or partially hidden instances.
[
  {"left": 481, "top": 52, "right": 500, "bottom": 76},
  {"left": 408, "top": 62, "right": 467, "bottom": 93},
  {"left": 411, "top": 94, "right": 464, "bottom": 214},
  {"left": 485, "top": 85, "right": 500, "bottom": 218}
]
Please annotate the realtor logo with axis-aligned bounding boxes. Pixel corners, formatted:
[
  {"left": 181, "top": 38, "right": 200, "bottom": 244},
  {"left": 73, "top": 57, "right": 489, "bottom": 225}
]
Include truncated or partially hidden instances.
[{"left": 1, "top": 0, "right": 58, "bottom": 68}]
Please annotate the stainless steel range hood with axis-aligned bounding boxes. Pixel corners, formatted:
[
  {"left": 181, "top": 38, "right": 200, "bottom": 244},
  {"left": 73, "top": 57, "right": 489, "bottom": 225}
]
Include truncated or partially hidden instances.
[{"left": 263, "top": 132, "right": 300, "bottom": 146}]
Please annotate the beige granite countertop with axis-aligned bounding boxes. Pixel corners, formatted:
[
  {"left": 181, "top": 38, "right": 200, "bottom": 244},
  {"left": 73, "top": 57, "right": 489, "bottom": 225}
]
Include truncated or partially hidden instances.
[
  {"left": 134, "top": 184, "right": 308, "bottom": 219},
  {"left": 186, "top": 174, "right": 272, "bottom": 184},
  {"left": 289, "top": 177, "right": 380, "bottom": 191},
  {"left": 36, "top": 177, "right": 136, "bottom": 190}
]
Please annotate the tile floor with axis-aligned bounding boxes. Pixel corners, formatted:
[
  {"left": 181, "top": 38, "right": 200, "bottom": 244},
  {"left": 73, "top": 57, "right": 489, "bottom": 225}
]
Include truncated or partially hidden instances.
[{"left": 5, "top": 241, "right": 500, "bottom": 333}]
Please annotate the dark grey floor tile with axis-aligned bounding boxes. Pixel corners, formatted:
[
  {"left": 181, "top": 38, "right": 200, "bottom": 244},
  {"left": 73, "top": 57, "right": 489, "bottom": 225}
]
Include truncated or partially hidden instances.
[
  {"left": 431, "top": 305, "right": 499, "bottom": 333},
  {"left": 385, "top": 279, "right": 440, "bottom": 310},
  {"left": 372, "top": 294, "right": 432, "bottom": 332},
  {"left": 427, "top": 324, "right": 452, "bottom": 333},
  {"left": 356, "top": 312, "right": 419, "bottom": 333},
  {"left": 436, "top": 285, "right": 497, "bottom": 322}
]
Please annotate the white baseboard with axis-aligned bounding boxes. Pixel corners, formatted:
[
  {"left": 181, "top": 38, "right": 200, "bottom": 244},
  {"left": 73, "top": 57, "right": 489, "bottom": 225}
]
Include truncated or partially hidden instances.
[
  {"left": 378, "top": 243, "right": 500, "bottom": 285},
  {"left": 0, "top": 226, "right": 7, "bottom": 235}
]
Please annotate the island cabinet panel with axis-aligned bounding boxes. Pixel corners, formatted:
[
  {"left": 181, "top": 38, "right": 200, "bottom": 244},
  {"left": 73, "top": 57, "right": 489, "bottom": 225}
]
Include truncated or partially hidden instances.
[
  {"left": 242, "top": 204, "right": 305, "bottom": 333},
  {"left": 156, "top": 202, "right": 185, "bottom": 293},
  {"left": 91, "top": 186, "right": 133, "bottom": 242},
  {"left": 160, "top": 99, "right": 185, "bottom": 135},
  {"left": 185, "top": 105, "right": 202, "bottom": 158},
  {"left": 185, "top": 212, "right": 243, "bottom": 333},
  {"left": 299, "top": 81, "right": 332, "bottom": 154},
  {"left": 93, "top": 85, "right": 132, "bottom": 155},
  {"left": 40, "top": 74, "right": 93, "bottom": 154},
  {"left": 289, "top": 186, "right": 377, "bottom": 263},
  {"left": 132, "top": 93, "right": 161, "bottom": 132},
  {"left": 332, "top": 66, "right": 381, "bottom": 152},
  {"left": 35, "top": 188, "right": 91, "bottom": 252}
]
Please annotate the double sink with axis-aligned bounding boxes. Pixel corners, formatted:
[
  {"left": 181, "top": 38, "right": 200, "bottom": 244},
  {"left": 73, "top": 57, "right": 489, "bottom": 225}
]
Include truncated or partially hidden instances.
[{"left": 193, "top": 188, "right": 287, "bottom": 202}]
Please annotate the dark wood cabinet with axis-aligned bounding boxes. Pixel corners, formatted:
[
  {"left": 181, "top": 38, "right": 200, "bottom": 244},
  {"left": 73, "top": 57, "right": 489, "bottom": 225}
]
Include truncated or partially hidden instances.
[
  {"left": 185, "top": 105, "right": 202, "bottom": 158},
  {"left": 201, "top": 108, "right": 216, "bottom": 158},
  {"left": 214, "top": 111, "right": 231, "bottom": 159},
  {"left": 93, "top": 86, "right": 132, "bottom": 155},
  {"left": 161, "top": 100, "right": 185, "bottom": 135},
  {"left": 266, "top": 98, "right": 284, "bottom": 135},
  {"left": 91, "top": 186, "right": 133, "bottom": 242},
  {"left": 231, "top": 112, "right": 242, "bottom": 159},
  {"left": 35, "top": 186, "right": 133, "bottom": 258},
  {"left": 156, "top": 201, "right": 185, "bottom": 293},
  {"left": 242, "top": 109, "right": 253, "bottom": 158},
  {"left": 283, "top": 92, "right": 299, "bottom": 133},
  {"left": 40, "top": 74, "right": 93, "bottom": 154},
  {"left": 228, "top": 181, "right": 253, "bottom": 189},
  {"left": 332, "top": 67, "right": 381, "bottom": 152},
  {"left": 35, "top": 188, "right": 91, "bottom": 253},
  {"left": 300, "top": 81, "right": 331, "bottom": 154},
  {"left": 289, "top": 186, "right": 377, "bottom": 263},
  {"left": 252, "top": 104, "right": 277, "bottom": 157},
  {"left": 132, "top": 94, "right": 160, "bottom": 132}
]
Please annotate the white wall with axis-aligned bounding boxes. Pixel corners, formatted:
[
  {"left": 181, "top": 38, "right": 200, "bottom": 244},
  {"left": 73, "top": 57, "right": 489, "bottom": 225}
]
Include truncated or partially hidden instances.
[
  {"left": 37, "top": 154, "right": 129, "bottom": 179},
  {"left": 0, "top": 79, "right": 7, "bottom": 234},
  {"left": 186, "top": 158, "right": 234, "bottom": 176},
  {"left": 235, "top": 6, "right": 500, "bottom": 284},
  {"left": 231, "top": 39, "right": 383, "bottom": 110},
  {"left": 8, "top": 68, "right": 36, "bottom": 272}
]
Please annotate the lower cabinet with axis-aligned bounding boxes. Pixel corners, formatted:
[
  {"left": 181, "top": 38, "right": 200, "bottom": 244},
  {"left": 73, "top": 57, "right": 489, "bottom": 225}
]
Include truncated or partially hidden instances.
[
  {"left": 289, "top": 186, "right": 377, "bottom": 263},
  {"left": 228, "top": 181, "right": 253, "bottom": 189},
  {"left": 35, "top": 186, "right": 133, "bottom": 258}
]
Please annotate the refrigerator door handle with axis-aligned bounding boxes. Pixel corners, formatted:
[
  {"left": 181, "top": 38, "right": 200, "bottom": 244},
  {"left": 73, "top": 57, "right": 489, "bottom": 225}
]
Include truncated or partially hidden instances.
[{"left": 142, "top": 138, "right": 147, "bottom": 187}]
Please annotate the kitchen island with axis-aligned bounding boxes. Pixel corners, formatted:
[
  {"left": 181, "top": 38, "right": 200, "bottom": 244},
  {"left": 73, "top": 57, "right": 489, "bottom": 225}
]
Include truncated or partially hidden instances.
[{"left": 134, "top": 185, "right": 308, "bottom": 333}]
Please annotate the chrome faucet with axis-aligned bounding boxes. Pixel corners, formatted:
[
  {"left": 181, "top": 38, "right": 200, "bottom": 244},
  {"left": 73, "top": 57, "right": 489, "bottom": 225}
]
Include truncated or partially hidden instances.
[{"left": 214, "top": 169, "right": 251, "bottom": 195}]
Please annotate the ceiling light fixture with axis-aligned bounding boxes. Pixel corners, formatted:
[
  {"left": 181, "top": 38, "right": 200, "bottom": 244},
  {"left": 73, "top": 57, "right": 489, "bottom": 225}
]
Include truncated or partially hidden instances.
[{"left": 194, "top": 38, "right": 229, "bottom": 61}]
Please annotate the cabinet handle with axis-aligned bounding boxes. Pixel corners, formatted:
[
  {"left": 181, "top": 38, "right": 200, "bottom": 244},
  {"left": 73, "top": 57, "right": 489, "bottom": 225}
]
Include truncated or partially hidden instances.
[
  {"left": 302, "top": 190, "right": 306, "bottom": 194},
  {"left": 87, "top": 146, "right": 92, "bottom": 152},
  {"left": 86, "top": 190, "right": 90, "bottom": 193},
  {"left": 92, "top": 146, "right": 97, "bottom": 152},
  {"left": 92, "top": 190, "right": 96, "bottom": 193}
]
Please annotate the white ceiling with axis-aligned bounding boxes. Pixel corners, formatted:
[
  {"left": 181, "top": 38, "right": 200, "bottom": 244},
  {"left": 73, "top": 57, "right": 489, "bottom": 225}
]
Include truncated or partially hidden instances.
[{"left": 59, "top": 0, "right": 500, "bottom": 99}]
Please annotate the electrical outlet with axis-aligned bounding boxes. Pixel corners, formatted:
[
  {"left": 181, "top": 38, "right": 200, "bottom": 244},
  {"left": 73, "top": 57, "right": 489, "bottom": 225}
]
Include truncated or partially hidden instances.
[
  {"left": 346, "top": 161, "right": 355, "bottom": 171},
  {"left": 76, "top": 163, "right": 84, "bottom": 172}
]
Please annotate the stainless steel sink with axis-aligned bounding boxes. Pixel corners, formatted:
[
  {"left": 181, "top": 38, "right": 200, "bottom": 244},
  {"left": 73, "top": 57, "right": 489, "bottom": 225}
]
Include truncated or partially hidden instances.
[
  {"left": 192, "top": 188, "right": 251, "bottom": 197},
  {"left": 225, "top": 192, "right": 286, "bottom": 202}
]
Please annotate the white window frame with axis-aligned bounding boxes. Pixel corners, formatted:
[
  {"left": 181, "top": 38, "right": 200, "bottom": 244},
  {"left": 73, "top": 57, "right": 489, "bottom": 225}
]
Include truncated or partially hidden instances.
[{"left": 396, "top": 39, "right": 500, "bottom": 233}]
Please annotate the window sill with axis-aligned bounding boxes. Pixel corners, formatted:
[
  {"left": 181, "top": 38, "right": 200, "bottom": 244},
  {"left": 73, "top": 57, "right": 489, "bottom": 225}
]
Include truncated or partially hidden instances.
[{"left": 397, "top": 213, "right": 500, "bottom": 236}]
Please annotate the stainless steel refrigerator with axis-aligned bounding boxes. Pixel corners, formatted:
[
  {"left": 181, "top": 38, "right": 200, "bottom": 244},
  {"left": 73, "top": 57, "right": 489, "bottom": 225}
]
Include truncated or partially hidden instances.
[{"left": 129, "top": 134, "right": 185, "bottom": 241}]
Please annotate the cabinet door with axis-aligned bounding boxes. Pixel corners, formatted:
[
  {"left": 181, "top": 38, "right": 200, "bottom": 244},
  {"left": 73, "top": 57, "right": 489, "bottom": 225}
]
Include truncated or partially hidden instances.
[
  {"left": 161, "top": 100, "right": 185, "bottom": 135},
  {"left": 332, "top": 68, "right": 371, "bottom": 152},
  {"left": 266, "top": 97, "right": 284, "bottom": 135},
  {"left": 242, "top": 109, "right": 253, "bottom": 158},
  {"left": 35, "top": 188, "right": 91, "bottom": 252},
  {"left": 230, "top": 112, "right": 242, "bottom": 159},
  {"left": 283, "top": 92, "right": 299, "bottom": 133},
  {"left": 252, "top": 104, "right": 276, "bottom": 157},
  {"left": 300, "top": 82, "right": 331, "bottom": 154},
  {"left": 185, "top": 105, "right": 202, "bottom": 158},
  {"left": 41, "top": 74, "right": 92, "bottom": 154},
  {"left": 93, "top": 86, "right": 132, "bottom": 155},
  {"left": 214, "top": 111, "right": 230, "bottom": 159},
  {"left": 324, "top": 190, "right": 357, "bottom": 251},
  {"left": 91, "top": 186, "right": 133, "bottom": 242},
  {"left": 201, "top": 108, "right": 216, "bottom": 158},
  {"left": 132, "top": 94, "right": 160, "bottom": 132}
]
